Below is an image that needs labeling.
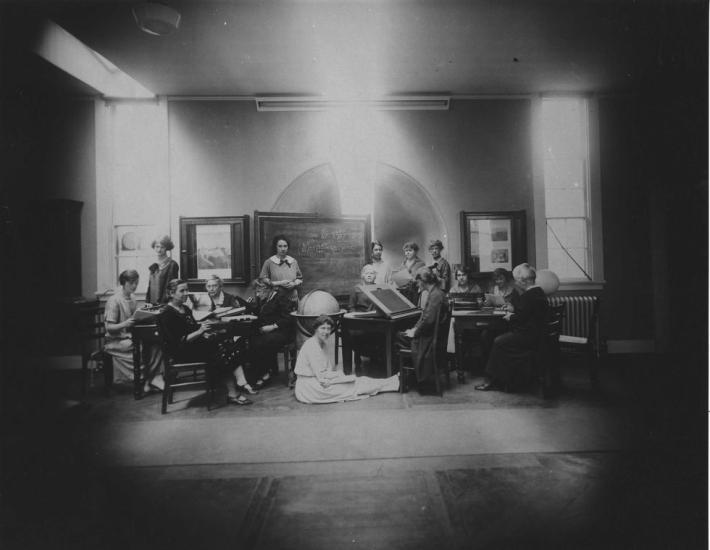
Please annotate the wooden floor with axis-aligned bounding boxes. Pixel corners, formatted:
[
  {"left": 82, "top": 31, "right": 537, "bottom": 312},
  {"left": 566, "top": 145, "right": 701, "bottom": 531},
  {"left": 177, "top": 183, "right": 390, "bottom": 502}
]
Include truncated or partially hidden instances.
[{"left": 2, "top": 354, "right": 706, "bottom": 549}]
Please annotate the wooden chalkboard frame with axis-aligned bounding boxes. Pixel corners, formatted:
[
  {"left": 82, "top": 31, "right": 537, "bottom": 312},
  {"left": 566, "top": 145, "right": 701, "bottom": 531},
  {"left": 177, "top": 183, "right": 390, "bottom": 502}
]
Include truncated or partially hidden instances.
[{"left": 254, "top": 211, "right": 371, "bottom": 298}]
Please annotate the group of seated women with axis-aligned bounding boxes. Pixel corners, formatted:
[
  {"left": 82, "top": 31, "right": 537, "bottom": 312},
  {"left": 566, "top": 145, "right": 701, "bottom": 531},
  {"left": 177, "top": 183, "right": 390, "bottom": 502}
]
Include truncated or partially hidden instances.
[{"left": 102, "top": 231, "right": 529, "bottom": 407}]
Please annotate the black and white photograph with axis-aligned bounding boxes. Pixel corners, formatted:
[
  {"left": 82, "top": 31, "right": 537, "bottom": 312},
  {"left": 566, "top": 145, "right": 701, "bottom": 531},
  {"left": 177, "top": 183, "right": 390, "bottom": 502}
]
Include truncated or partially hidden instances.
[{"left": 1, "top": 1, "right": 706, "bottom": 549}]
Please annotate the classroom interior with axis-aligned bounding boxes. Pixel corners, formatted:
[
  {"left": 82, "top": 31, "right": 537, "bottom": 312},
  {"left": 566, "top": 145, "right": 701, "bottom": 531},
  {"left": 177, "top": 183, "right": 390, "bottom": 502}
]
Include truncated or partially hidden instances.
[{"left": 0, "top": 1, "right": 707, "bottom": 548}]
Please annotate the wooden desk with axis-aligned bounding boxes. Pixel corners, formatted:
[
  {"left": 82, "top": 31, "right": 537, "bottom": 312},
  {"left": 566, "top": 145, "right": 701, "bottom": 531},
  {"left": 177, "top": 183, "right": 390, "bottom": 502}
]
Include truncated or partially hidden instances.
[
  {"left": 341, "top": 313, "right": 419, "bottom": 377},
  {"left": 131, "top": 318, "right": 254, "bottom": 400},
  {"left": 451, "top": 309, "right": 507, "bottom": 374}
]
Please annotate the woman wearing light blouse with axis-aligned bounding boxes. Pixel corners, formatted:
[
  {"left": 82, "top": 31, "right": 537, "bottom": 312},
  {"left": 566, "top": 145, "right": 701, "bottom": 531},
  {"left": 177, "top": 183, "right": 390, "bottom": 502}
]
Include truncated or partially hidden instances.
[
  {"left": 294, "top": 315, "right": 399, "bottom": 404},
  {"left": 258, "top": 234, "right": 303, "bottom": 303}
]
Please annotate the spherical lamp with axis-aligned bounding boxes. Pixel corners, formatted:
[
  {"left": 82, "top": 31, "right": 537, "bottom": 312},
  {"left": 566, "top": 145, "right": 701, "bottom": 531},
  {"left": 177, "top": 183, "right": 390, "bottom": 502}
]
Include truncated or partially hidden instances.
[{"left": 536, "top": 269, "right": 560, "bottom": 295}]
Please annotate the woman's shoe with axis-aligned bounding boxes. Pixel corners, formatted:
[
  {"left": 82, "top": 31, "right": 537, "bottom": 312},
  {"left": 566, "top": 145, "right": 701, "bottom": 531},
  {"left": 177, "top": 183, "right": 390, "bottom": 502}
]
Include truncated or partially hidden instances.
[
  {"left": 474, "top": 381, "right": 499, "bottom": 391},
  {"left": 254, "top": 372, "right": 272, "bottom": 390},
  {"left": 237, "top": 384, "right": 259, "bottom": 395},
  {"left": 228, "top": 395, "right": 253, "bottom": 406}
]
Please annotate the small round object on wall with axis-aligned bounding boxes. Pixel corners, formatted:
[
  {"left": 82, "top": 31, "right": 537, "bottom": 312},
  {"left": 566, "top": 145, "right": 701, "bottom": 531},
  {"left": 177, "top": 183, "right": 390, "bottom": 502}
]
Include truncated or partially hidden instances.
[{"left": 536, "top": 269, "right": 560, "bottom": 295}]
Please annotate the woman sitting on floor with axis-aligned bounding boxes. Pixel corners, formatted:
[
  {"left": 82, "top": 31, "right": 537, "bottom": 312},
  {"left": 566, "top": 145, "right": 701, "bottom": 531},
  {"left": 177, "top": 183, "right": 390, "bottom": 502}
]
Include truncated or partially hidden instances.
[
  {"left": 159, "top": 279, "right": 255, "bottom": 405},
  {"left": 294, "top": 315, "right": 400, "bottom": 404}
]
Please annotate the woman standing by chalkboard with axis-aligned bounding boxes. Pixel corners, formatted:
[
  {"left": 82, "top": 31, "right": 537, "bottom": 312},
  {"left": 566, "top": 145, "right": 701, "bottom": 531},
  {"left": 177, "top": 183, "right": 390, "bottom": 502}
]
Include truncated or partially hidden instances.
[{"left": 259, "top": 234, "right": 303, "bottom": 303}]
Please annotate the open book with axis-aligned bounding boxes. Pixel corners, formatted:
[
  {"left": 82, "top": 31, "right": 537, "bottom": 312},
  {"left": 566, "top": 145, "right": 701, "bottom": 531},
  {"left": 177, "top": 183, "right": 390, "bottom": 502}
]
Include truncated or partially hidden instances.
[{"left": 193, "top": 306, "right": 246, "bottom": 322}]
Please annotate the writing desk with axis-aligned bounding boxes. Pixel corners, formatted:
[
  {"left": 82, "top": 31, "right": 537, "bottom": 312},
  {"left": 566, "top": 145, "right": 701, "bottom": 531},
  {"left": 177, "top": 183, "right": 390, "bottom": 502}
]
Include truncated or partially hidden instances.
[
  {"left": 131, "top": 317, "right": 254, "bottom": 400},
  {"left": 341, "top": 312, "right": 420, "bottom": 377},
  {"left": 451, "top": 309, "right": 507, "bottom": 373}
]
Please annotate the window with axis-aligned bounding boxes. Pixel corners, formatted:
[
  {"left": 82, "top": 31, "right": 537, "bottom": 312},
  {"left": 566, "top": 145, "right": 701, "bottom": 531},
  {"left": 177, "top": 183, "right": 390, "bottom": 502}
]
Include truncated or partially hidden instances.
[{"left": 541, "top": 98, "right": 593, "bottom": 281}]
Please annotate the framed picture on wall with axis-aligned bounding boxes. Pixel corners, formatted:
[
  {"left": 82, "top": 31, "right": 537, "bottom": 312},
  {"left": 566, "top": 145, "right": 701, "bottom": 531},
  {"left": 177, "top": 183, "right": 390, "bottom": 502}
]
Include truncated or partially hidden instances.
[
  {"left": 179, "top": 216, "right": 250, "bottom": 286},
  {"left": 114, "top": 224, "right": 157, "bottom": 294},
  {"left": 460, "top": 210, "right": 526, "bottom": 275}
]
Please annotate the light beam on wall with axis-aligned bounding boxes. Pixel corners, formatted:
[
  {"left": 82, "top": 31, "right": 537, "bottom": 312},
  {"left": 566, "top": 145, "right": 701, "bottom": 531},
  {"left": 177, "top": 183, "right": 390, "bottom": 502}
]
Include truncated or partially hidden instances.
[{"left": 34, "top": 20, "right": 155, "bottom": 99}]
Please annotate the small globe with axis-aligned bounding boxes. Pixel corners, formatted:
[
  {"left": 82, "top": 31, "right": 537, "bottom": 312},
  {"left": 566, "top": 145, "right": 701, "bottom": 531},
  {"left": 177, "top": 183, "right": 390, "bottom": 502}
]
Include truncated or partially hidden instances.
[
  {"left": 298, "top": 290, "right": 341, "bottom": 316},
  {"left": 536, "top": 269, "right": 560, "bottom": 295}
]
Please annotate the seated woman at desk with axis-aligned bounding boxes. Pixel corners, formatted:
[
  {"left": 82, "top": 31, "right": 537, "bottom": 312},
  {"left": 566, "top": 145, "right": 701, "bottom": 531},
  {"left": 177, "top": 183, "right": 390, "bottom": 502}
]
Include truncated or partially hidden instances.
[
  {"left": 160, "top": 279, "right": 255, "bottom": 405},
  {"left": 259, "top": 234, "right": 303, "bottom": 304},
  {"left": 449, "top": 266, "right": 483, "bottom": 296},
  {"left": 294, "top": 315, "right": 400, "bottom": 404},
  {"left": 191, "top": 275, "right": 248, "bottom": 312},
  {"left": 446, "top": 266, "right": 482, "bottom": 383},
  {"left": 393, "top": 241, "right": 426, "bottom": 303},
  {"left": 246, "top": 277, "right": 296, "bottom": 390},
  {"left": 146, "top": 235, "right": 180, "bottom": 306},
  {"left": 485, "top": 268, "right": 518, "bottom": 307},
  {"left": 104, "top": 270, "right": 164, "bottom": 390}
]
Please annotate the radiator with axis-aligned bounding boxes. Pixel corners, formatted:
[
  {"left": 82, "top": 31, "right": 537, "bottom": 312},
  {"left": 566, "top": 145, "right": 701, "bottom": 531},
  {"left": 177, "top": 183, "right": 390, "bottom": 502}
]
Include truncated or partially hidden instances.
[{"left": 547, "top": 295, "right": 600, "bottom": 353}]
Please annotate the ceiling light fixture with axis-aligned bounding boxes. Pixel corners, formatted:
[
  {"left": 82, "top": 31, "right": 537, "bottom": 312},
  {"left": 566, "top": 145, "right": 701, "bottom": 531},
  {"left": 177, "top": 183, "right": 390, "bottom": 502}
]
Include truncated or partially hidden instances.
[
  {"left": 255, "top": 96, "right": 450, "bottom": 112},
  {"left": 132, "top": 3, "right": 181, "bottom": 36}
]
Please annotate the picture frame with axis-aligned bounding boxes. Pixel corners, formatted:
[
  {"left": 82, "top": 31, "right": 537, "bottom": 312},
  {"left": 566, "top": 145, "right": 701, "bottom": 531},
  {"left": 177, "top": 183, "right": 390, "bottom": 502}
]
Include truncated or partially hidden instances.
[
  {"left": 179, "top": 216, "right": 250, "bottom": 286},
  {"left": 114, "top": 224, "right": 157, "bottom": 294},
  {"left": 460, "top": 210, "right": 527, "bottom": 277}
]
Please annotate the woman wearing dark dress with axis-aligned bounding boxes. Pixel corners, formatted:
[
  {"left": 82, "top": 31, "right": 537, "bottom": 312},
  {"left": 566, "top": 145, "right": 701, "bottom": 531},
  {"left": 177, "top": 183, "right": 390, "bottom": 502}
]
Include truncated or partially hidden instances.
[
  {"left": 159, "top": 279, "right": 255, "bottom": 405},
  {"left": 146, "top": 235, "right": 180, "bottom": 305}
]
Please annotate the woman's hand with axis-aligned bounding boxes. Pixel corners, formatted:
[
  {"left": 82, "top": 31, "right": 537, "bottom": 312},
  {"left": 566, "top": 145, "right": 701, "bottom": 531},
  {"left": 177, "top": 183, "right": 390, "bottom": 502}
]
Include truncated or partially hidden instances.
[
  {"left": 260, "top": 323, "right": 277, "bottom": 334},
  {"left": 282, "top": 280, "right": 295, "bottom": 289},
  {"left": 122, "top": 318, "right": 136, "bottom": 330},
  {"left": 320, "top": 379, "right": 331, "bottom": 388},
  {"left": 404, "top": 328, "right": 415, "bottom": 338}
]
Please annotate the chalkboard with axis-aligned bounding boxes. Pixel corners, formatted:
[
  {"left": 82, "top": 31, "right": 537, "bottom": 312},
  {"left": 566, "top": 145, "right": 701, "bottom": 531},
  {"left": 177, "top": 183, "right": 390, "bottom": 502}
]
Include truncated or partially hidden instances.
[{"left": 254, "top": 212, "right": 371, "bottom": 297}]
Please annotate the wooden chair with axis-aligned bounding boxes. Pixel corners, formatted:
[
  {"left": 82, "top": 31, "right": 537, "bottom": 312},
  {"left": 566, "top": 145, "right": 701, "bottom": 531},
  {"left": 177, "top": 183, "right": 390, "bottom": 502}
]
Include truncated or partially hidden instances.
[
  {"left": 536, "top": 303, "right": 565, "bottom": 398},
  {"left": 76, "top": 300, "right": 113, "bottom": 396},
  {"left": 281, "top": 341, "right": 298, "bottom": 387},
  {"left": 397, "top": 306, "right": 450, "bottom": 395},
  {"left": 559, "top": 297, "right": 601, "bottom": 384},
  {"left": 156, "top": 314, "right": 215, "bottom": 414}
]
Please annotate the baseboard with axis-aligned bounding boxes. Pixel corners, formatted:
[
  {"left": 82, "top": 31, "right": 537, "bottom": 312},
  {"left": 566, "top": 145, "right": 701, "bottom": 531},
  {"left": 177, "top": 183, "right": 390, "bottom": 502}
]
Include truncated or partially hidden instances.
[{"left": 606, "top": 340, "right": 656, "bottom": 354}]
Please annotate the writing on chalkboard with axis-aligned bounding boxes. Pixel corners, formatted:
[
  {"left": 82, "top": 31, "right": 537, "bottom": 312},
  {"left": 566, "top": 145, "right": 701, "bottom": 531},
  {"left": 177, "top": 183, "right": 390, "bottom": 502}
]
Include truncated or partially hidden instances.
[{"left": 255, "top": 212, "right": 371, "bottom": 297}]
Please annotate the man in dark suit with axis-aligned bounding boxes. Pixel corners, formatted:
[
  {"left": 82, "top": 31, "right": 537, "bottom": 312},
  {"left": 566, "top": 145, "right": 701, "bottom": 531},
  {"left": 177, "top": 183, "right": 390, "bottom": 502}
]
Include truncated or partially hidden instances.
[
  {"left": 398, "top": 267, "right": 449, "bottom": 394},
  {"left": 475, "top": 263, "right": 549, "bottom": 391}
]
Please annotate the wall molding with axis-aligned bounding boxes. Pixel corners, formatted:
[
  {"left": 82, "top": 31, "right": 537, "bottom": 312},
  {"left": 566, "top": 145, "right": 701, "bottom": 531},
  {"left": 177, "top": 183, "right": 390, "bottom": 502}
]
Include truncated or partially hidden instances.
[{"left": 606, "top": 340, "right": 656, "bottom": 354}]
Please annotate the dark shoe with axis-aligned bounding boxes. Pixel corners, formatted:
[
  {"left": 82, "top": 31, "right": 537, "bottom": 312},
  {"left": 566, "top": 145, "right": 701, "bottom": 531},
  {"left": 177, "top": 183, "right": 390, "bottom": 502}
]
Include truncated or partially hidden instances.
[
  {"left": 228, "top": 395, "right": 253, "bottom": 406},
  {"left": 474, "top": 382, "right": 500, "bottom": 391},
  {"left": 254, "top": 376, "right": 271, "bottom": 390},
  {"left": 237, "top": 384, "right": 259, "bottom": 395}
]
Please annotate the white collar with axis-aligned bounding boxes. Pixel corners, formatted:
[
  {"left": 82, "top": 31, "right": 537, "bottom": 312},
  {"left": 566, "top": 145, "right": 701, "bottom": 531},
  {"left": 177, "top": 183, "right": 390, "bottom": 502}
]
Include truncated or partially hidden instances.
[{"left": 270, "top": 255, "right": 294, "bottom": 266}]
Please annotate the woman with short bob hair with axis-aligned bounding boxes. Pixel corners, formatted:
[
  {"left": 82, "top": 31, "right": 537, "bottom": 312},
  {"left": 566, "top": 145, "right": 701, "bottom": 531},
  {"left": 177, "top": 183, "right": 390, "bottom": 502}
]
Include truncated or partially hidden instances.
[
  {"left": 258, "top": 234, "right": 303, "bottom": 303},
  {"left": 146, "top": 235, "right": 180, "bottom": 305},
  {"left": 105, "top": 270, "right": 164, "bottom": 390},
  {"left": 294, "top": 315, "right": 400, "bottom": 404},
  {"left": 393, "top": 241, "right": 426, "bottom": 303},
  {"left": 159, "top": 279, "right": 254, "bottom": 405}
]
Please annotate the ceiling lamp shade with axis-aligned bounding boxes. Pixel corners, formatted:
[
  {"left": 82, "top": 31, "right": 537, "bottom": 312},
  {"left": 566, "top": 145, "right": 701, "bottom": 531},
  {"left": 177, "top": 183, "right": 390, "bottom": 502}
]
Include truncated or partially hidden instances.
[{"left": 132, "top": 3, "right": 181, "bottom": 36}]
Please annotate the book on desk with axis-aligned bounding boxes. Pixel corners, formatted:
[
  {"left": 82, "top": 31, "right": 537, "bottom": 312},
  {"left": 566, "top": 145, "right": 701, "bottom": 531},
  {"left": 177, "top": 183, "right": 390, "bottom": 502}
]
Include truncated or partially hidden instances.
[{"left": 357, "top": 285, "right": 421, "bottom": 320}]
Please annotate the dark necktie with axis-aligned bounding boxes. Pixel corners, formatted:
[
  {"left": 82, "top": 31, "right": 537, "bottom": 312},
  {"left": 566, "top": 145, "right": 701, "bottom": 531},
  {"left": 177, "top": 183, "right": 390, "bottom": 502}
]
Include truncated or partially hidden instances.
[
  {"left": 210, "top": 298, "right": 216, "bottom": 312},
  {"left": 279, "top": 259, "right": 288, "bottom": 266}
]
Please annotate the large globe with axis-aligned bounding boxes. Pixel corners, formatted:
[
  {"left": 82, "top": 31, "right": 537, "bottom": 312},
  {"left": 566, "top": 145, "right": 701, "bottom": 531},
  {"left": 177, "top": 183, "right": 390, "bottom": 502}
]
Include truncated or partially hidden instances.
[
  {"left": 292, "top": 290, "right": 346, "bottom": 343},
  {"left": 298, "top": 290, "right": 341, "bottom": 316}
]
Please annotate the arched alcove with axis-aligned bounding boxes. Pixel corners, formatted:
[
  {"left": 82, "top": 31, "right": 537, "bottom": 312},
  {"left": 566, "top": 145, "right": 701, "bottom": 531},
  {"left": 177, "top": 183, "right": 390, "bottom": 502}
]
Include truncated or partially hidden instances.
[
  {"left": 373, "top": 163, "right": 447, "bottom": 266},
  {"left": 271, "top": 163, "right": 340, "bottom": 215},
  {"left": 272, "top": 162, "right": 446, "bottom": 267}
]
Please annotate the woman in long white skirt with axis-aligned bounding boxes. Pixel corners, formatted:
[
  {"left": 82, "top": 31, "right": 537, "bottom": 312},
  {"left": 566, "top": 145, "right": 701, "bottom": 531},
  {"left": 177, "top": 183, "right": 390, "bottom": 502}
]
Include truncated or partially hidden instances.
[{"left": 294, "top": 315, "right": 400, "bottom": 404}]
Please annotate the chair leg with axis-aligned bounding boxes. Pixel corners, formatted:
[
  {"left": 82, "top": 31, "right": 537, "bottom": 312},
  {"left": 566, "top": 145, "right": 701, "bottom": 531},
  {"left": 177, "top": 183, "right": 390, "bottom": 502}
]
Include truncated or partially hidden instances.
[
  {"left": 161, "top": 373, "right": 170, "bottom": 414},
  {"left": 103, "top": 354, "right": 114, "bottom": 395}
]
